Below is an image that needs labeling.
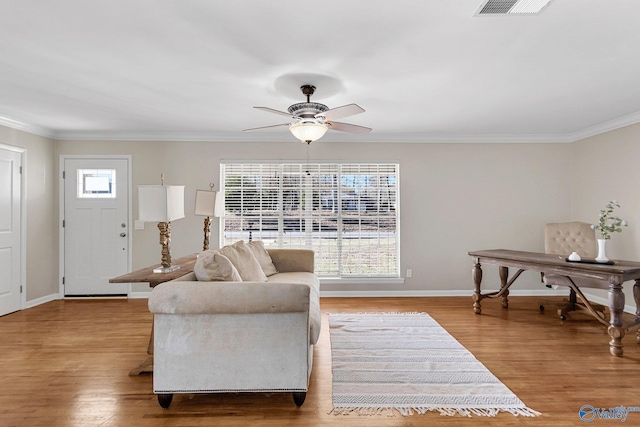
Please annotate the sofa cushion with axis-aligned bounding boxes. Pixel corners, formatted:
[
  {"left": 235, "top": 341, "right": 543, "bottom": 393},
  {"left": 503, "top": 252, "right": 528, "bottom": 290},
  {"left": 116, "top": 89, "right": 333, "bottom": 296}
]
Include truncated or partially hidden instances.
[
  {"left": 194, "top": 251, "right": 242, "bottom": 282},
  {"left": 247, "top": 240, "right": 278, "bottom": 276},
  {"left": 218, "top": 241, "right": 268, "bottom": 282},
  {"left": 266, "top": 249, "right": 314, "bottom": 273}
]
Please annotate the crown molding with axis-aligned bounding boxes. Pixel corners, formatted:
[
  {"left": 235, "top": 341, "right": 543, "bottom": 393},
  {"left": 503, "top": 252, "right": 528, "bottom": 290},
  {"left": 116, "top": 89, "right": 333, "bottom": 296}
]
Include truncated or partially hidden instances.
[
  {"left": 565, "top": 110, "right": 640, "bottom": 142},
  {"left": 0, "top": 116, "right": 55, "bottom": 139},
  {"left": 49, "top": 130, "right": 572, "bottom": 143},
  {"left": 2, "top": 111, "right": 640, "bottom": 143},
  {"left": 50, "top": 130, "right": 268, "bottom": 142}
]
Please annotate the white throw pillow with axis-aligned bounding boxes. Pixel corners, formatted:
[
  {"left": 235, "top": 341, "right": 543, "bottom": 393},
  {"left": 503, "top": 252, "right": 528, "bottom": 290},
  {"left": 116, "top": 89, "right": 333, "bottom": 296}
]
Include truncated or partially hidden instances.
[
  {"left": 194, "top": 250, "right": 242, "bottom": 282},
  {"left": 218, "top": 241, "right": 268, "bottom": 282},
  {"left": 246, "top": 240, "right": 278, "bottom": 276}
]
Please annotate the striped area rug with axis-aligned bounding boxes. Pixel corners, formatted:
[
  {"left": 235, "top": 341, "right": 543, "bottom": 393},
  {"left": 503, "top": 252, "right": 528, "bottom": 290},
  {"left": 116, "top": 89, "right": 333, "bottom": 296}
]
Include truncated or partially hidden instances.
[{"left": 329, "top": 312, "right": 541, "bottom": 417}]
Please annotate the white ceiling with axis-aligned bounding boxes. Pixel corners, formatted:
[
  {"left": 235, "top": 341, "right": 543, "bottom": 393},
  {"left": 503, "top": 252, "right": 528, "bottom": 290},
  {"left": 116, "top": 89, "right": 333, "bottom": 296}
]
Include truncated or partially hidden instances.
[{"left": 2, "top": 0, "right": 640, "bottom": 143}]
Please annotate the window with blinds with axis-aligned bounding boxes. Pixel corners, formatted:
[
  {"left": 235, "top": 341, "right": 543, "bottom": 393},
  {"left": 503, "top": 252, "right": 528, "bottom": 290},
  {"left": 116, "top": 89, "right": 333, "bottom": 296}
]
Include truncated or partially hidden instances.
[{"left": 221, "top": 162, "right": 399, "bottom": 278}]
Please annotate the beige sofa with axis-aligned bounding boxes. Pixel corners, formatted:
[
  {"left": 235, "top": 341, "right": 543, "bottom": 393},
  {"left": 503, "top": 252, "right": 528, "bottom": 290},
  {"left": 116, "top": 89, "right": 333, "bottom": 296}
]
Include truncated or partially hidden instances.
[{"left": 148, "top": 246, "right": 320, "bottom": 409}]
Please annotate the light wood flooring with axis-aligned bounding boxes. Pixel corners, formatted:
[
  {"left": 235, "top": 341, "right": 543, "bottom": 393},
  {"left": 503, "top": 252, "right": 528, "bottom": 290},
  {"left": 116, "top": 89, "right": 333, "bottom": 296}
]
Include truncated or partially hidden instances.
[{"left": 1, "top": 296, "right": 639, "bottom": 426}]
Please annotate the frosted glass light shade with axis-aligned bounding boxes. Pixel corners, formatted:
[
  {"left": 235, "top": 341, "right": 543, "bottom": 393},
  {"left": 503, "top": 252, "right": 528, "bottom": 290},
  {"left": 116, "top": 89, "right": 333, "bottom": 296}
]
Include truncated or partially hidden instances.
[
  {"left": 138, "top": 185, "right": 185, "bottom": 222},
  {"left": 289, "top": 122, "right": 328, "bottom": 143}
]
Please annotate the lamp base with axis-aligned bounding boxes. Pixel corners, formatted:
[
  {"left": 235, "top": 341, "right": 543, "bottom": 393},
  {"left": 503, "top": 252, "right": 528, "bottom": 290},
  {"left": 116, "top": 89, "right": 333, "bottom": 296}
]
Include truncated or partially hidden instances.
[{"left": 153, "top": 265, "right": 181, "bottom": 274}]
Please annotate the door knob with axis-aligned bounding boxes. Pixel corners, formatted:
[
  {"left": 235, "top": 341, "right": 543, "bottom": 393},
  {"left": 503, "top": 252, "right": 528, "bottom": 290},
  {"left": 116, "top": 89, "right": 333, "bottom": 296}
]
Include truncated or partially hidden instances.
[{"left": 120, "top": 232, "right": 126, "bottom": 237}]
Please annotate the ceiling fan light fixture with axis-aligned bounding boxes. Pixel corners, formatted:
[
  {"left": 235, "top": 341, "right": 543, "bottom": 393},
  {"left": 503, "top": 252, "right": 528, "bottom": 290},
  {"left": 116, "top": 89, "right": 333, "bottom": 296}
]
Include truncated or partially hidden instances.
[
  {"left": 289, "top": 121, "right": 328, "bottom": 143},
  {"left": 247, "top": 84, "right": 369, "bottom": 141}
]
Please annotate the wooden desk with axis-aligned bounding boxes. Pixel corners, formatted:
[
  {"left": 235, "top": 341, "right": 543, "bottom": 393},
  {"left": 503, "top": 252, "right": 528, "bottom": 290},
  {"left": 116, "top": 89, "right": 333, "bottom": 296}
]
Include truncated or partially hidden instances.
[
  {"left": 109, "top": 253, "right": 197, "bottom": 375},
  {"left": 468, "top": 249, "right": 640, "bottom": 357}
]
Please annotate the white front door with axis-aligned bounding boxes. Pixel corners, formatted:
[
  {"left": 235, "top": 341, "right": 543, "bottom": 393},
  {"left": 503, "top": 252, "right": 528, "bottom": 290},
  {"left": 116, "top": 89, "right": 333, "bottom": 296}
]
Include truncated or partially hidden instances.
[
  {"left": 0, "top": 147, "right": 22, "bottom": 315},
  {"left": 63, "top": 157, "right": 130, "bottom": 296}
]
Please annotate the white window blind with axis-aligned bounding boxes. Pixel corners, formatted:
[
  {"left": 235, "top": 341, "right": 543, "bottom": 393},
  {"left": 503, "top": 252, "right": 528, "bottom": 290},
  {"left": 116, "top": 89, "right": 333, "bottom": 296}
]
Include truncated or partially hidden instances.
[{"left": 221, "top": 162, "right": 399, "bottom": 278}]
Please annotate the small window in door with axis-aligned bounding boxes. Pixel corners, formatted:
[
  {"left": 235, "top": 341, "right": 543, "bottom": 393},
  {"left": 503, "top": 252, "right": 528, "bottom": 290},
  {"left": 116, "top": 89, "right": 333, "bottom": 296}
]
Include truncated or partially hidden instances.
[{"left": 77, "top": 169, "right": 116, "bottom": 198}]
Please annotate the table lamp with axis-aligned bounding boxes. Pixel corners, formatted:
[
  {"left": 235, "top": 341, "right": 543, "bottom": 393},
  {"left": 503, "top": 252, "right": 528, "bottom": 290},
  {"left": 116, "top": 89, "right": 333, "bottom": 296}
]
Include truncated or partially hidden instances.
[
  {"left": 194, "top": 183, "right": 223, "bottom": 251},
  {"left": 138, "top": 174, "right": 185, "bottom": 273}
]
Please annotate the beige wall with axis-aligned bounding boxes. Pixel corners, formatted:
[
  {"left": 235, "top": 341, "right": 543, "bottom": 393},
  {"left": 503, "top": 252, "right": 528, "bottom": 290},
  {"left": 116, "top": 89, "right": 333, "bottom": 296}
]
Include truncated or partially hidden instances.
[
  {"left": 5, "top": 118, "right": 637, "bottom": 302},
  {"left": 56, "top": 139, "right": 573, "bottom": 294},
  {"left": 571, "top": 122, "right": 640, "bottom": 309},
  {"left": 0, "top": 125, "right": 57, "bottom": 302}
]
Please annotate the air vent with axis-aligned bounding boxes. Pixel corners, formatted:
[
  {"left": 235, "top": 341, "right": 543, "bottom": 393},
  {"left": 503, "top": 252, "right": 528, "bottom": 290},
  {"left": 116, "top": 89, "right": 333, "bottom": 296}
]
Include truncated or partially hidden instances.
[{"left": 475, "top": 0, "right": 553, "bottom": 15}]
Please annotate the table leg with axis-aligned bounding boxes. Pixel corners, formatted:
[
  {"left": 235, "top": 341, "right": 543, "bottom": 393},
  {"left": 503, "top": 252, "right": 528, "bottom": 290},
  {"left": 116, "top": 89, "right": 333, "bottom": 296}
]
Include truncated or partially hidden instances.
[
  {"left": 129, "top": 322, "right": 154, "bottom": 375},
  {"left": 607, "top": 283, "right": 626, "bottom": 357},
  {"left": 473, "top": 260, "right": 483, "bottom": 314},
  {"left": 499, "top": 266, "right": 509, "bottom": 309}
]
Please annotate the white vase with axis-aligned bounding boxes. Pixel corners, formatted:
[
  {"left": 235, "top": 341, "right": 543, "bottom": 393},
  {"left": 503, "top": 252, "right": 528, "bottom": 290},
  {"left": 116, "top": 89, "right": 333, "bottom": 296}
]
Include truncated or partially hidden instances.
[{"left": 595, "top": 238, "right": 609, "bottom": 262}]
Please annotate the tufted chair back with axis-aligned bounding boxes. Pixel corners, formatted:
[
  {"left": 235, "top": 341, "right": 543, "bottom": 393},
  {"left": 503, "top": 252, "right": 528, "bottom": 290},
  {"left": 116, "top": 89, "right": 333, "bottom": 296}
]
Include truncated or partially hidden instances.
[{"left": 544, "top": 222, "right": 597, "bottom": 258}]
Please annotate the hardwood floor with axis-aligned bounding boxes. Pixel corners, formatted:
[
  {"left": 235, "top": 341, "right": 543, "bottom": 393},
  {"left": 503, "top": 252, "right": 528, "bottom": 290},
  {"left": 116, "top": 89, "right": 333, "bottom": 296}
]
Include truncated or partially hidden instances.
[{"left": 1, "top": 296, "right": 639, "bottom": 426}]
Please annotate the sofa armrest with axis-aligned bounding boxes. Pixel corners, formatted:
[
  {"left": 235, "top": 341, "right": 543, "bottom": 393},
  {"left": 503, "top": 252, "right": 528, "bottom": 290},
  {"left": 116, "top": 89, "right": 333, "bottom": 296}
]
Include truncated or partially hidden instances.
[
  {"left": 267, "top": 249, "right": 314, "bottom": 273},
  {"left": 168, "top": 272, "right": 197, "bottom": 282},
  {"left": 148, "top": 281, "right": 310, "bottom": 315}
]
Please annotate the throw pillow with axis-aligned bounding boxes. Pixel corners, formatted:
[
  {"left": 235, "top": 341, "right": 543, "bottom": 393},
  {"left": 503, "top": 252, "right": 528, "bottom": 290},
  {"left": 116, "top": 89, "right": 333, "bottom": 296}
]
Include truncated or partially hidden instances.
[
  {"left": 218, "top": 241, "right": 268, "bottom": 282},
  {"left": 246, "top": 240, "right": 278, "bottom": 276},
  {"left": 194, "top": 250, "right": 242, "bottom": 282}
]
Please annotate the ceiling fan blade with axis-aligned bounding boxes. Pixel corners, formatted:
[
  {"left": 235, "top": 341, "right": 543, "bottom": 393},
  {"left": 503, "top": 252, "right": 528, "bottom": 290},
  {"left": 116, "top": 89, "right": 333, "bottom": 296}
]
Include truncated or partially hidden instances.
[
  {"left": 327, "top": 121, "right": 372, "bottom": 135},
  {"left": 317, "top": 103, "right": 365, "bottom": 121},
  {"left": 243, "top": 123, "right": 290, "bottom": 132},
  {"left": 254, "top": 106, "right": 295, "bottom": 118}
]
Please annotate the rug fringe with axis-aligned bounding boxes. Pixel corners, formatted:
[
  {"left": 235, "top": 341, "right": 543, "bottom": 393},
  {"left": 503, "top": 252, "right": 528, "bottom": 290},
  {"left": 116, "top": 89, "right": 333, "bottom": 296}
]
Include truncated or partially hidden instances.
[{"left": 330, "top": 406, "right": 541, "bottom": 417}]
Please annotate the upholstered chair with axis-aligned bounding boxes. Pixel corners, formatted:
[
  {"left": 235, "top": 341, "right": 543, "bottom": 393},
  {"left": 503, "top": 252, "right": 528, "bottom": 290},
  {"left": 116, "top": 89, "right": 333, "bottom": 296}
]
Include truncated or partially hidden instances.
[{"left": 541, "top": 221, "right": 606, "bottom": 321}]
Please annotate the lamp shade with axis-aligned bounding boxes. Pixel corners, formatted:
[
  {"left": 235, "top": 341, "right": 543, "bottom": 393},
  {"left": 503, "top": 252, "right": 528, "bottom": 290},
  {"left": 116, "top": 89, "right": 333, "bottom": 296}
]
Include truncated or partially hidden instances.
[
  {"left": 194, "top": 190, "right": 218, "bottom": 216},
  {"left": 289, "top": 122, "right": 328, "bottom": 143},
  {"left": 138, "top": 185, "right": 185, "bottom": 222}
]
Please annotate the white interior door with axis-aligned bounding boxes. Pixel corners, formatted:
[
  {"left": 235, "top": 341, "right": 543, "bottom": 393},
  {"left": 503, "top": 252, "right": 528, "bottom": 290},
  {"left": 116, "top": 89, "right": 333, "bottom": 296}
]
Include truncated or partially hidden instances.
[
  {"left": 0, "top": 147, "right": 22, "bottom": 315},
  {"left": 64, "top": 157, "right": 129, "bottom": 296}
]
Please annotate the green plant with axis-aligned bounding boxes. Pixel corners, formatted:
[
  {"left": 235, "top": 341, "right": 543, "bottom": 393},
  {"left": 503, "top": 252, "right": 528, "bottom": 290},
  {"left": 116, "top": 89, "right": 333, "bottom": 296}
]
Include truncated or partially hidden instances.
[{"left": 591, "top": 201, "right": 628, "bottom": 239}]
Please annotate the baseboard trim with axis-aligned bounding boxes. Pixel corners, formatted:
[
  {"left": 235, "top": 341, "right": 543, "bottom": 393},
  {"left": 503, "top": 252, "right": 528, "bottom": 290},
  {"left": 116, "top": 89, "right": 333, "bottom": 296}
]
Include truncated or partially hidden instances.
[
  {"left": 27, "top": 289, "right": 634, "bottom": 315},
  {"left": 120, "top": 289, "right": 570, "bottom": 299},
  {"left": 582, "top": 294, "right": 636, "bottom": 316},
  {"left": 114, "top": 289, "right": 569, "bottom": 299},
  {"left": 319, "top": 289, "right": 568, "bottom": 298},
  {"left": 129, "top": 291, "right": 152, "bottom": 299},
  {"left": 26, "top": 293, "right": 61, "bottom": 309},
  {"left": 129, "top": 289, "right": 568, "bottom": 299}
]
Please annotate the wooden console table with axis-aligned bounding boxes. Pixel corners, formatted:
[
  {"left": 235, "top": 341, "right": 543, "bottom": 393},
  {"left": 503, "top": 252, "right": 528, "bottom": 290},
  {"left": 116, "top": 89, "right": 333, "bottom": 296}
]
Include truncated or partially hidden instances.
[
  {"left": 109, "top": 253, "right": 197, "bottom": 375},
  {"left": 468, "top": 249, "right": 640, "bottom": 357},
  {"left": 109, "top": 253, "right": 198, "bottom": 288}
]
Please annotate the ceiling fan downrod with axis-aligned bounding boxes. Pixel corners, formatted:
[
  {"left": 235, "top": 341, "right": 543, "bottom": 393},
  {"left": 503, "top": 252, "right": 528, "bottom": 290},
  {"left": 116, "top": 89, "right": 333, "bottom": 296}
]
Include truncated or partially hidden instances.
[{"left": 300, "top": 85, "right": 316, "bottom": 102}]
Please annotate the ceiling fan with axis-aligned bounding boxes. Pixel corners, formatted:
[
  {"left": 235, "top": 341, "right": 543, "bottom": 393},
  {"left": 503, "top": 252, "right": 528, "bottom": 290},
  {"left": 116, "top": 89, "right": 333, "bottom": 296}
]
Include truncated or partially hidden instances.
[{"left": 243, "top": 85, "right": 372, "bottom": 144}]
